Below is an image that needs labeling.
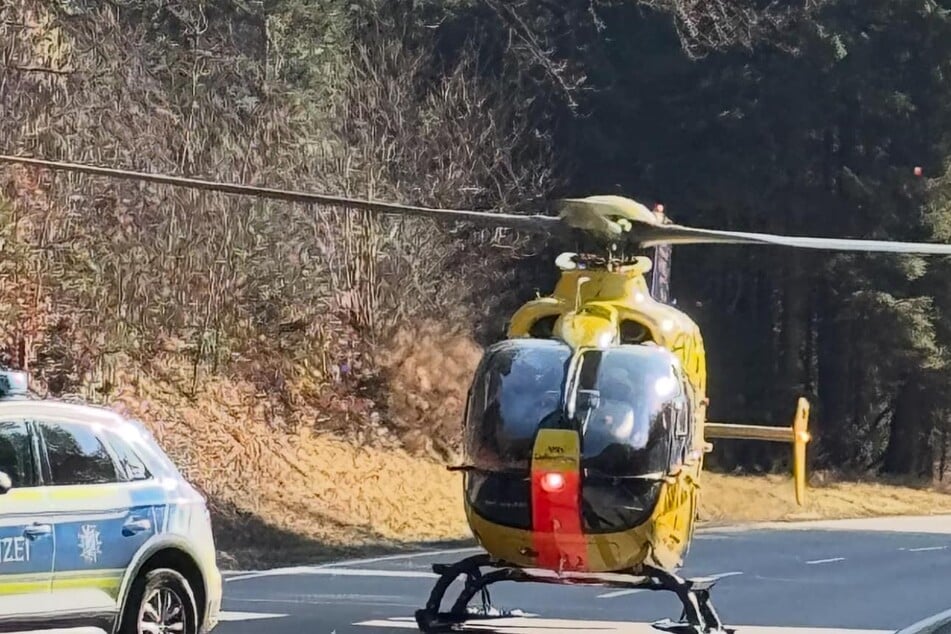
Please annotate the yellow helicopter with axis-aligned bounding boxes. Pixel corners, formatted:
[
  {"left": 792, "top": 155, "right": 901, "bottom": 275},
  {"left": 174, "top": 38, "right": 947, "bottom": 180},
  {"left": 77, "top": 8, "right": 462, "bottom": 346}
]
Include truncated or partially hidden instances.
[{"left": 4, "top": 156, "right": 951, "bottom": 634}]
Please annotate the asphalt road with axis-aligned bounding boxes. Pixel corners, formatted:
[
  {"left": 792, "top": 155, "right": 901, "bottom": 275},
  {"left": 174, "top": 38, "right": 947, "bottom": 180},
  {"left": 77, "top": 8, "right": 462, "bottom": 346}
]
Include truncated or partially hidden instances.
[{"left": 217, "top": 516, "right": 951, "bottom": 634}]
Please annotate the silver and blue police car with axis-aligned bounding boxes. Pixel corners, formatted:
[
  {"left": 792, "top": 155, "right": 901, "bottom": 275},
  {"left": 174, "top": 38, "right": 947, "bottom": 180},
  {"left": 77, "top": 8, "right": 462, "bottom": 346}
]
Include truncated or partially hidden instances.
[{"left": 0, "top": 370, "right": 222, "bottom": 633}]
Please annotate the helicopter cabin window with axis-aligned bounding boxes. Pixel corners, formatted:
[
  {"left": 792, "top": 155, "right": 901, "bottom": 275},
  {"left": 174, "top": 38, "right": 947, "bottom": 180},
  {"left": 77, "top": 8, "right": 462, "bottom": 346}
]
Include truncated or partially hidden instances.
[
  {"left": 527, "top": 314, "right": 558, "bottom": 339},
  {"left": 571, "top": 346, "right": 684, "bottom": 533},
  {"left": 619, "top": 319, "right": 653, "bottom": 345},
  {"left": 463, "top": 339, "right": 571, "bottom": 529}
]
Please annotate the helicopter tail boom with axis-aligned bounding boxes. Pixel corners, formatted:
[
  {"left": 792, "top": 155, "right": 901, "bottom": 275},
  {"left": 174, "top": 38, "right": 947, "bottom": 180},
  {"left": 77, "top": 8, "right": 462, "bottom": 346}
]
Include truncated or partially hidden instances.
[{"left": 704, "top": 397, "right": 811, "bottom": 505}]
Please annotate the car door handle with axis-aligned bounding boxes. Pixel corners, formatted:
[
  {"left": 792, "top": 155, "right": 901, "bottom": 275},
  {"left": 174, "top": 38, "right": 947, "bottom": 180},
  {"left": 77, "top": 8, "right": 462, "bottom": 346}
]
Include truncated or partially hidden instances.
[
  {"left": 122, "top": 517, "right": 152, "bottom": 536},
  {"left": 23, "top": 523, "right": 52, "bottom": 539}
]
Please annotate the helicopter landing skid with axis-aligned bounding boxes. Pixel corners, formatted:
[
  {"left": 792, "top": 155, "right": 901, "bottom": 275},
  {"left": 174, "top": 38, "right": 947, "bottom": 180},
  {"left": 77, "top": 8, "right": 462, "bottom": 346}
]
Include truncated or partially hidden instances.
[{"left": 414, "top": 554, "right": 734, "bottom": 634}]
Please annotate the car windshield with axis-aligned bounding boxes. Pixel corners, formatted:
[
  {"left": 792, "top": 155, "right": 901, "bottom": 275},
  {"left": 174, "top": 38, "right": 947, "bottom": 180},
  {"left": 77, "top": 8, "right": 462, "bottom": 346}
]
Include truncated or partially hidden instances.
[
  {"left": 465, "top": 339, "right": 571, "bottom": 470},
  {"left": 572, "top": 346, "right": 681, "bottom": 477}
]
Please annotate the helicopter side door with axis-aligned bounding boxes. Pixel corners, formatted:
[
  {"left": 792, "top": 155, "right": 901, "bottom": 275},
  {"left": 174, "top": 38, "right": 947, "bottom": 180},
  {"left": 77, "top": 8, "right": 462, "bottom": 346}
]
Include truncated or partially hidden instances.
[{"left": 667, "top": 365, "right": 693, "bottom": 474}]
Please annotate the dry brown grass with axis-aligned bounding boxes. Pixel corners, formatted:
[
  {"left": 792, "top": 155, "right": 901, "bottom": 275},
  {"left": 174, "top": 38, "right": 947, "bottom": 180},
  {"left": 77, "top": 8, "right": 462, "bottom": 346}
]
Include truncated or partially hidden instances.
[
  {"left": 103, "top": 358, "right": 471, "bottom": 567},
  {"left": 700, "top": 472, "right": 951, "bottom": 525},
  {"left": 376, "top": 323, "right": 483, "bottom": 459}
]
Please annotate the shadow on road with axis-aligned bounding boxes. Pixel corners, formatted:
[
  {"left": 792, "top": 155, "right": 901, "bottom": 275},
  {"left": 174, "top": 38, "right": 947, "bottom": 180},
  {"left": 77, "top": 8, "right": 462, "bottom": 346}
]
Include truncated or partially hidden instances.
[{"left": 208, "top": 497, "right": 476, "bottom": 570}]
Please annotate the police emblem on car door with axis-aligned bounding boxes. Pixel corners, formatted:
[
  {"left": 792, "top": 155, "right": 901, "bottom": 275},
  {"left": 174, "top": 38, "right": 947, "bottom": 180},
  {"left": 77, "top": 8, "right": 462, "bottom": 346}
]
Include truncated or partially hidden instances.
[
  {"left": 36, "top": 420, "right": 159, "bottom": 617},
  {"left": 0, "top": 420, "right": 55, "bottom": 622}
]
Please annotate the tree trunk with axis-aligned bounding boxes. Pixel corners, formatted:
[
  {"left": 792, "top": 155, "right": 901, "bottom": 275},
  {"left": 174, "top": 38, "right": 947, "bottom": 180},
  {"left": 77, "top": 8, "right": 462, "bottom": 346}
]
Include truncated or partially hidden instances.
[
  {"left": 816, "top": 283, "right": 850, "bottom": 465},
  {"left": 882, "top": 378, "right": 924, "bottom": 476},
  {"left": 939, "top": 427, "right": 948, "bottom": 482},
  {"left": 781, "top": 254, "right": 808, "bottom": 402}
]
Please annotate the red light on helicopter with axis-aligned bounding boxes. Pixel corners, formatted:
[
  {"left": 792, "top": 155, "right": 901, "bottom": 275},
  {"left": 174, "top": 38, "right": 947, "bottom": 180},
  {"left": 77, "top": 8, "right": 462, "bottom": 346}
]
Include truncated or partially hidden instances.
[{"left": 540, "top": 472, "right": 566, "bottom": 493}]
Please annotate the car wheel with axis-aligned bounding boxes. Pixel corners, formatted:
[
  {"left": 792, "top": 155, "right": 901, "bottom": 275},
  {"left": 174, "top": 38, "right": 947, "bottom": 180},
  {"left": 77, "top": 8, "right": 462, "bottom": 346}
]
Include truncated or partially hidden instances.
[{"left": 119, "top": 567, "right": 199, "bottom": 634}]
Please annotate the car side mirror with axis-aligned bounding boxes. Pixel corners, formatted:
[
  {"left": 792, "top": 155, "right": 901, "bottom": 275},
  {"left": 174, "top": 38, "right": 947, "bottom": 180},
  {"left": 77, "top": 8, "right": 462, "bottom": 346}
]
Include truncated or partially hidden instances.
[{"left": 0, "top": 470, "right": 11, "bottom": 495}]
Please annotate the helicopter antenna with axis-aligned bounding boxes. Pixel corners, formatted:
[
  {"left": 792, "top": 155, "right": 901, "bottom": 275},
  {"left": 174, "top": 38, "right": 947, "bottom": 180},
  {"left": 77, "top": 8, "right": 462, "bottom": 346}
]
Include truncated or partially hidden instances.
[
  {"left": 651, "top": 245, "right": 672, "bottom": 303},
  {"left": 650, "top": 204, "right": 672, "bottom": 303}
]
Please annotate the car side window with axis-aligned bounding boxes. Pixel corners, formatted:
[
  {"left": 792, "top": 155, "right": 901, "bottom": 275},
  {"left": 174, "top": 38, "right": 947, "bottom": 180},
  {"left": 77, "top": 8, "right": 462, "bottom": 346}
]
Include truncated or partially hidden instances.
[
  {"left": 39, "top": 421, "right": 119, "bottom": 486},
  {"left": 105, "top": 432, "right": 152, "bottom": 481},
  {"left": 0, "top": 421, "right": 36, "bottom": 487}
]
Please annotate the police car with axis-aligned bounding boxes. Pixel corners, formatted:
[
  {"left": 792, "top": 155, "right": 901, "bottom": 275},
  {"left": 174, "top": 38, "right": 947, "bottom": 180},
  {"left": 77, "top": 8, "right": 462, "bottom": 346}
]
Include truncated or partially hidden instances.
[{"left": 0, "top": 370, "right": 222, "bottom": 633}]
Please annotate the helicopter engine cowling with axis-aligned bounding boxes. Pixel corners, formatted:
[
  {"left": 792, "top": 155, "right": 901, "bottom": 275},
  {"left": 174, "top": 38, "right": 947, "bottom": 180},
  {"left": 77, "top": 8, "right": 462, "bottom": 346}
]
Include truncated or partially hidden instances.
[{"left": 553, "top": 307, "right": 618, "bottom": 350}]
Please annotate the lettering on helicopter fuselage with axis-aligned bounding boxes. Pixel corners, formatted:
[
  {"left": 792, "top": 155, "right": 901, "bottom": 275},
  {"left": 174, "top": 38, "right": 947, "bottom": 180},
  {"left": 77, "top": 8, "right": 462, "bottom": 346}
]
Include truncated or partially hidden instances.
[
  {"left": 0, "top": 536, "right": 30, "bottom": 564},
  {"left": 533, "top": 445, "right": 574, "bottom": 463}
]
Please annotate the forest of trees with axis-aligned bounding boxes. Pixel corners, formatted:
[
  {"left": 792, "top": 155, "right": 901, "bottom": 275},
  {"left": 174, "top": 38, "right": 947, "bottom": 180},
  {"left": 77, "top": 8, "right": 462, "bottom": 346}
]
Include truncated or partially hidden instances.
[{"left": 2, "top": 0, "right": 951, "bottom": 480}]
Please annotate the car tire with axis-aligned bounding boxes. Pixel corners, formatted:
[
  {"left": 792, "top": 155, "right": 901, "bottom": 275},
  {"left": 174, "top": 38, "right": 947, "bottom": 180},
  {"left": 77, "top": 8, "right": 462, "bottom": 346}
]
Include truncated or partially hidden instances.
[{"left": 118, "top": 567, "right": 199, "bottom": 634}]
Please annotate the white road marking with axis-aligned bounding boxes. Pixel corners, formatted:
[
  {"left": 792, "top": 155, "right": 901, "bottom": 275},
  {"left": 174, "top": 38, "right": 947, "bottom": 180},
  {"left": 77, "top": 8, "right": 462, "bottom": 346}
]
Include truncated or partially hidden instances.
[
  {"left": 805, "top": 557, "right": 845, "bottom": 565},
  {"left": 230, "top": 566, "right": 439, "bottom": 582},
  {"left": 12, "top": 630, "right": 107, "bottom": 634},
  {"left": 907, "top": 546, "right": 948, "bottom": 552},
  {"left": 218, "top": 611, "right": 288, "bottom": 621},
  {"left": 237, "top": 593, "right": 410, "bottom": 602},
  {"left": 232, "top": 596, "right": 421, "bottom": 608},
  {"left": 597, "top": 589, "right": 645, "bottom": 598},
  {"left": 225, "top": 546, "right": 481, "bottom": 581},
  {"left": 697, "top": 570, "right": 744, "bottom": 581},
  {"left": 227, "top": 566, "right": 317, "bottom": 582},
  {"left": 322, "top": 547, "right": 481, "bottom": 568},
  {"left": 232, "top": 561, "right": 748, "bottom": 599},
  {"left": 354, "top": 616, "right": 890, "bottom": 632}
]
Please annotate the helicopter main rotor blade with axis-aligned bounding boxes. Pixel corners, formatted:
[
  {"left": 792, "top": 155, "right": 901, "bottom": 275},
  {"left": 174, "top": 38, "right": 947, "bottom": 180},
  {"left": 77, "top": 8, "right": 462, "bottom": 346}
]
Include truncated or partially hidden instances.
[
  {"left": 634, "top": 223, "right": 951, "bottom": 255},
  {"left": 8, "top": 157, "right": 951, "bottom": 254},
  {"left": 550, "top": 195, "right": 951, "bottom": 254},
  {"left": 0, "top": 155, "right": 561, "bottom": 234}
]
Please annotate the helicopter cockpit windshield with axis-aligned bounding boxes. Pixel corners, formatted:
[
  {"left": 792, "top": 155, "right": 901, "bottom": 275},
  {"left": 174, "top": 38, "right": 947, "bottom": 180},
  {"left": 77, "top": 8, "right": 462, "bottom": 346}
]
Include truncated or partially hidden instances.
[
  {"left": 571, "top": 346, "right": 689, "bottom": 533},
  {"left": 462, "top": 339, "right": 688, "bottom": 533},
  {"left": 571, "top": 346, "right": 686, "bottom": 533},
  {"left": 465, "top": 339, "right": 571, "bottom": 472},
  {"left": 463, "top": 339, "right": 571, "bottom": 529},
  {"left": 572, "top": 347, "right": 684, "bottom": 478}
]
